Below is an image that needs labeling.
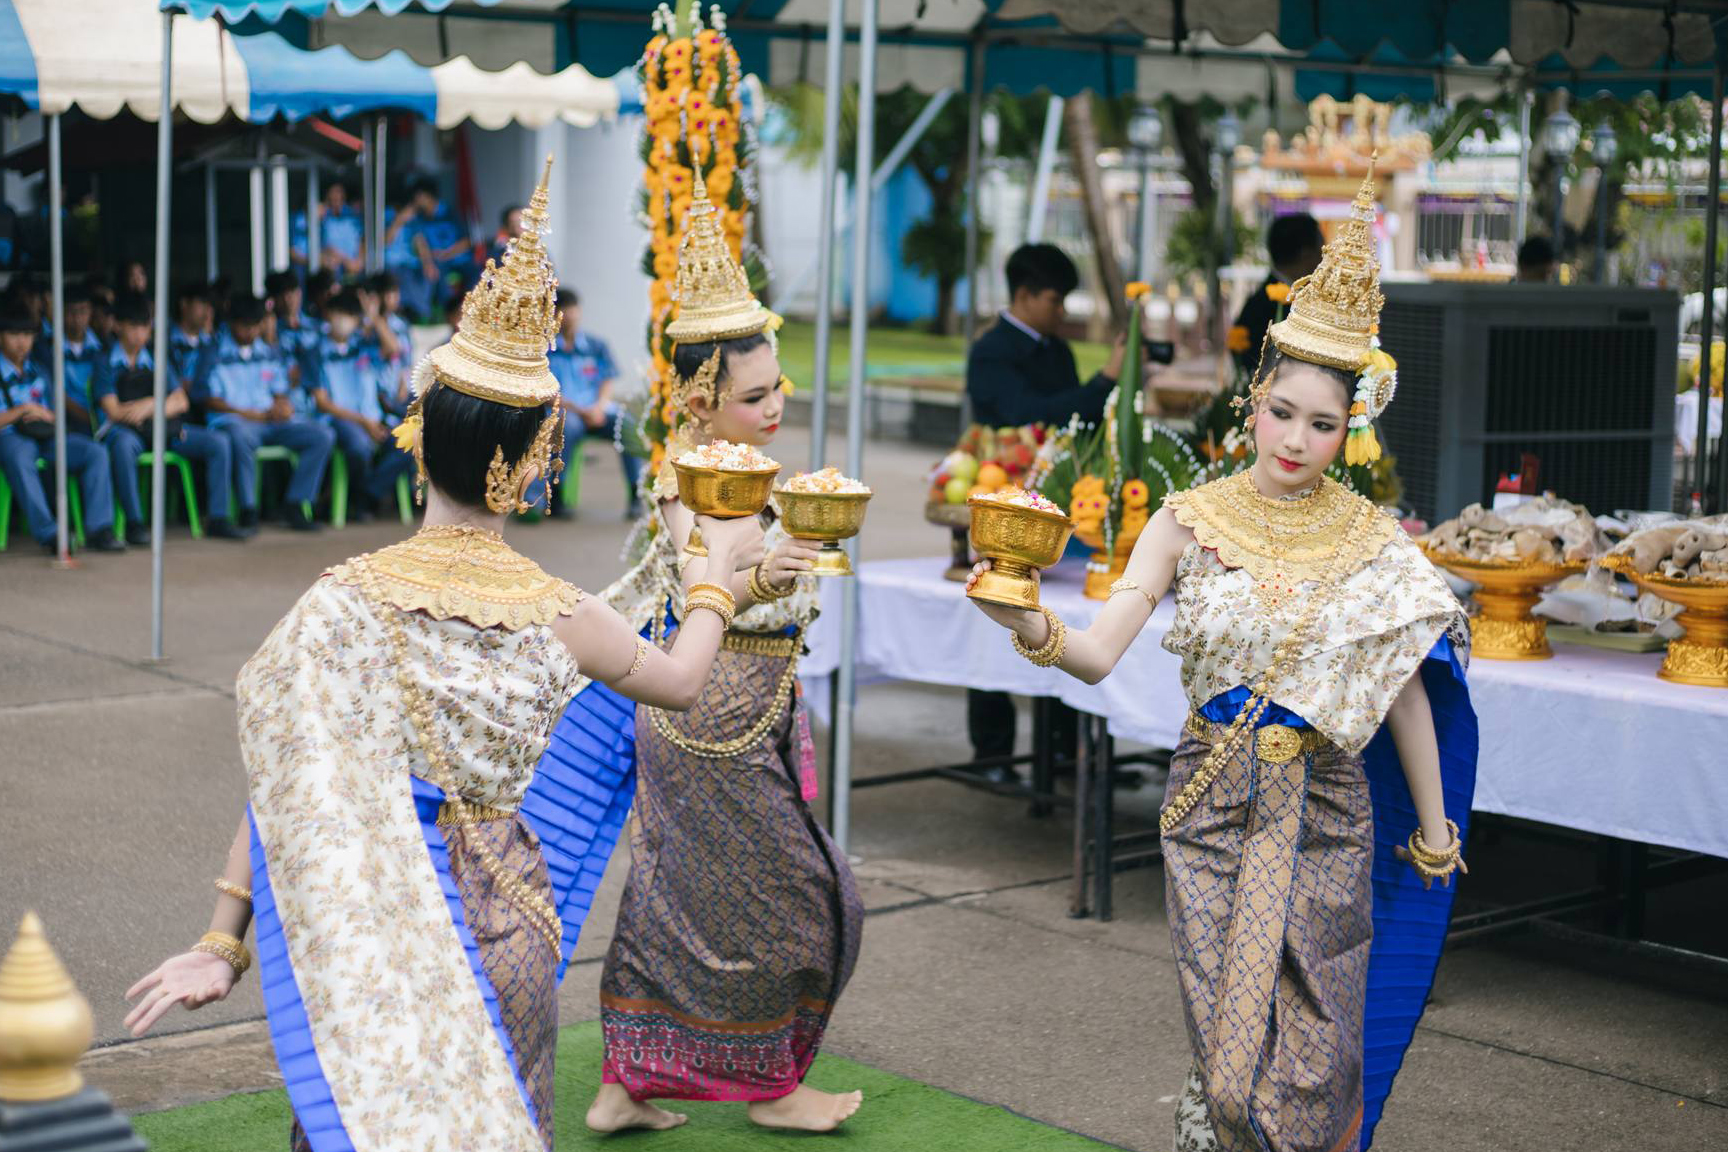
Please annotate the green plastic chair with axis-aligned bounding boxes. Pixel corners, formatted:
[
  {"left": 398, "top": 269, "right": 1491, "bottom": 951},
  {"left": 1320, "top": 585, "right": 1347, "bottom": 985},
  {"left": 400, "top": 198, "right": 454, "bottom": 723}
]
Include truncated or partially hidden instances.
[
  {"left": 328, "top": 453, "right": 417, "bottom": 528},
  {"left": 230, "top": 444, "right": 315, "bottom": 523},
  {"left": 559, "top": 446, "right": 584, "bottom": 511},
  {"left": 0, "top": 458, "right": 85, "bottom": 552},
  {"left": 114, "top": 451, "right": 203, "bottom": 540}
]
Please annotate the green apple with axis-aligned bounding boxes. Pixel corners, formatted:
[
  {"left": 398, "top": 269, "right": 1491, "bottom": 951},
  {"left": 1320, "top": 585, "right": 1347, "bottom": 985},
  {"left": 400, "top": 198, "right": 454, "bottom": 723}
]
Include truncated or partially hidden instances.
[
  {"left": 948, "top": 452, "right": 980, "bottom": 483},
  {"left": 944, "top": 476, "right": 971, "bottom": 504}
]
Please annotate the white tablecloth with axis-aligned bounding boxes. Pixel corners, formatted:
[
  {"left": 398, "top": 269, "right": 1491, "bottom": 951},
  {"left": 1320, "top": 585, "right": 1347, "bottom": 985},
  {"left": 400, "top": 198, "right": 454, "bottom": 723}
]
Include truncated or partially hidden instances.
[{"left": 802, "top": 556, "right": 1728, "bottom": 860}]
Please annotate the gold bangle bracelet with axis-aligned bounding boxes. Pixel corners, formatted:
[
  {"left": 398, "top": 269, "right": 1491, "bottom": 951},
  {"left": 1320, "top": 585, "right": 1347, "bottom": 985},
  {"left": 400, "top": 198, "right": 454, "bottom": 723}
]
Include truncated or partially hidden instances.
[
  {"left": 748, "top": 564, "right": 795, "bottom": 603},
  {"left": 1010, "top": 607, "right": 1068, "bottom": 667},
  {"left": 686, "top": 581, "right": 737, "bottom": 609},
  {"left": 685, "top": 592, "right": 735, "bottom": 632},
  {"left": 214, "top": 878, "right": 252, "bottom": 903},
  {"left": 1107, "top": 577, "right": 1157, "bottom": 610},
  {"left": 192, "top": 931, "right": 252, "bottom": 978}
]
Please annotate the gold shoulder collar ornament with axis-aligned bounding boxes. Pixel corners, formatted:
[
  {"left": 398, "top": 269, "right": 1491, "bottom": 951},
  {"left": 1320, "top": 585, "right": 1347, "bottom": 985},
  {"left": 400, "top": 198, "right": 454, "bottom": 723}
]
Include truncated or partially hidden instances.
[
  {"left": 328, "top": 524, "right": 584, "bottom": 631},
  {"left": 1164, "top": 472, "right": 1398, "bottom": 590}
]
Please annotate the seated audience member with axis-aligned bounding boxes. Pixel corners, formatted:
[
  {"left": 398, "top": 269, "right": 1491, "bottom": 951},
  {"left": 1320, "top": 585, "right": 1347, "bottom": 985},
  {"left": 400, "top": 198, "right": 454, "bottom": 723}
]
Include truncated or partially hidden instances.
[
  {"left": 541, "top": 287, "right": 644, "bottom": 519},
  {"left": 265, "top": 270, "right": 318, "bottom": 397},
  {"left": 193, "top": 293, "right": 333, "bottom": 532},
  {"left": 0, "top": 310, "right": 120, "bottom": 552},
  {"left": 308, "top": 290, "right": 414, "bottom": 522},
  {"left": 360, "top": 272, "right": 413, "bottom": 417},
  {"left": 93, "top": 293, "right": 249, "bottom": 543},
  {"left": 34, "top": 282, "right": 105, "bottom": 432}
]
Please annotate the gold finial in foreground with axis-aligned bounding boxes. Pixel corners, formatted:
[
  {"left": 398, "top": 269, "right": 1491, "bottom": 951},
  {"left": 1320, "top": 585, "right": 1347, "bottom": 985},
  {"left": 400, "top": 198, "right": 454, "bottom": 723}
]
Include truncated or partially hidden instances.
[{"left": 0, "top": 911, "right": 94, "bottom": 1103}]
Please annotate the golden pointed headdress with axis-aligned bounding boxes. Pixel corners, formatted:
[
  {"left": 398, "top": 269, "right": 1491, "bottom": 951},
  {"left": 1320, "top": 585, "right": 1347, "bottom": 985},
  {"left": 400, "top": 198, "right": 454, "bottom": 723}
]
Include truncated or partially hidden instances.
[
  {"left": 664, "top": 167, "right": 775, "bottom": 344},
  {"left": 1267, "top": 160, "right": 1384, "bottom": 371},
  {"left": 426, "top": 155, "right": 561, "bottom": 408}
]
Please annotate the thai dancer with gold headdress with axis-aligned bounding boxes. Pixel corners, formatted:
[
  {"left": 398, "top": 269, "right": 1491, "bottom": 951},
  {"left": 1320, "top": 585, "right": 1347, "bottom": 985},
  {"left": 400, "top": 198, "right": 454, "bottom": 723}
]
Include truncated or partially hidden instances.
[
  {"left": 970, "top": 166, "right": 1477, "bottom": 1152},
  {"left": 120, "top": 160, "right": 761, "bottom": 1152},
  {"left": 567, "top": 169, "right": 865, "bottom": 1136}
]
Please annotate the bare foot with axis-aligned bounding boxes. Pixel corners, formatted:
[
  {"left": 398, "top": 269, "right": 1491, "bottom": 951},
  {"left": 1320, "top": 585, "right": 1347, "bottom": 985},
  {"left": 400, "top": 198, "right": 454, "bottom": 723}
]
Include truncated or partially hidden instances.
[
  {"left": 585, "top": 1082, "right": 688, "bottom": 1133},
  {"left": 748, "top": 1084, "right": 864, "bottom": 1132}
]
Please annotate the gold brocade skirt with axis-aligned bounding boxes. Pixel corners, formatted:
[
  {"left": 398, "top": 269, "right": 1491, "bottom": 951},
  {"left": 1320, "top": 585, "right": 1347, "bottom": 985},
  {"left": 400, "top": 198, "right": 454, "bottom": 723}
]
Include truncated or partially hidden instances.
[{"left": 1162, "top": 717, "right": 1373, "bottom": 1152}]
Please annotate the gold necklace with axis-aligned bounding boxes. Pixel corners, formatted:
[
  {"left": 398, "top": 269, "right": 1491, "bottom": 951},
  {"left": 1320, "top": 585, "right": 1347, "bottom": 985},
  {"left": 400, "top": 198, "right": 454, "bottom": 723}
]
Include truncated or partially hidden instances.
[{"left": 1165, "top": 471, "right": 1395, "bottom": 605}]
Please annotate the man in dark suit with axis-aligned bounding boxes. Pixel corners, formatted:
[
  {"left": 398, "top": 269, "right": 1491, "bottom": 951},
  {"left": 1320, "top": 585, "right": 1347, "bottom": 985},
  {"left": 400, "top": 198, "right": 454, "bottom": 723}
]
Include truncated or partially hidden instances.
[
  {"left": 1232, "top": 213, "right": 1324, "bottom": 376},
  {"left": 964, "top": 244, "right": 1127, "bottom": 781},
  {"left": 966, "top": 243, "right": 1126, "bottom": 427}
]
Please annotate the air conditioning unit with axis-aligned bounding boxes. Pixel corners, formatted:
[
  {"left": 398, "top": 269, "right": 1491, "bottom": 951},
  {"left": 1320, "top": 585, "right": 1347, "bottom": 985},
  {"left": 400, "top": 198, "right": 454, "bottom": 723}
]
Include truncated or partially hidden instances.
[{"left": 1378, "top": 283, "right": 1677, "bottom": 523}]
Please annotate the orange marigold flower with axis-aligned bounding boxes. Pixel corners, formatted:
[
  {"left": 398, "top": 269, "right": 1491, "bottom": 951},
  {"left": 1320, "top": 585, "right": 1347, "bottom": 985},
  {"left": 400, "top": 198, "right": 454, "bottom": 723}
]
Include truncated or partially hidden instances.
[
  {"left": 1125, "top": 281, "right": 1151, "bottom": 300},
  {"left": 1225, "top": 325, "right": 1251, "bottom": 354},
  {"left": 1265, "top": 283, "right": 1290, "bottom": 304}
]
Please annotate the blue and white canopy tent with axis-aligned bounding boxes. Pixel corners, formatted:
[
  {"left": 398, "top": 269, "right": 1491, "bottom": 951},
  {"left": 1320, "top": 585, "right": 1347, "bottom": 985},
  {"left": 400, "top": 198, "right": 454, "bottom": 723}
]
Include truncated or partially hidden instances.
[{"left": 0, "top": 0, "right": 623, "bottom": 645}]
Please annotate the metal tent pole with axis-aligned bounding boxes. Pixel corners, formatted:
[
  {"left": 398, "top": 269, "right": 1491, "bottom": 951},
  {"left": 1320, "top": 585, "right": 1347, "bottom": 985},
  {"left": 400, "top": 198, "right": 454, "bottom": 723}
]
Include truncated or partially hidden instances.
[
  {"left": 47, "top": 112, "right": 68, "bottom": 565},
  {"left": 151, "top": 12, "right": 174, "bottom": 661},
  {"left": 205, "top": 165, "right": 218, "bottom": 282},
  {"left": 831, "top": 0, "right": 878, "bottom": 854},
  {"left": 807, "top": 0, "right": 846, "bottom": 471},
  {"left": 1026, "top": 95, "right": 1063, "bottom": 243},
  {"left": 1707, "top": 57, "right": 1727, "bottom": 512},
  {"left": 373, "top": 116, "right": 388, "bottom": 274},
  {"left": 249, "top": 157, "right": 266, "bottom": 297},
  {"left": 307, "top": 164, "right": 321, "bottom": 274},
  {"left": 362, "top": 125, "right": 376, "bottom": 272},
  {"left": 1515, "top": 89, "right": 1532, "bottom": 246},
  {"left": 270, "top": 157, "right": 290, "bottom": 272},
  {"left": 960, "top": 35, "right": 985, "bottom": 350}
]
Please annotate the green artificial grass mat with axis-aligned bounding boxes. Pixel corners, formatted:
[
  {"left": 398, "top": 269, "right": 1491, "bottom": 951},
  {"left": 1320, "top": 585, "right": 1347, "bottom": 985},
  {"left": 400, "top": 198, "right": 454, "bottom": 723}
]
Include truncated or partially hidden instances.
[
  {"left": 776, "top": 320, "right": 1112, "bottom": 394},
  {"left": 132, "top": 1019, "right": 1115, "bottom": 1150}
]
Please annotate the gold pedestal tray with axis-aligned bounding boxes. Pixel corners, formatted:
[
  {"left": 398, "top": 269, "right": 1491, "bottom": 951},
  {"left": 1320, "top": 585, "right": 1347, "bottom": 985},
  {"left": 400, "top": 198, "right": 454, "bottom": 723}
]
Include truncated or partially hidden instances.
[
  {"left": 966, "top": 497, "right": 1072, "bottom": 611},
  {"left": 1074, "top": 523, "right": 1145, "bottom": 600},
  {"left": 774, "top": 489, "right": 872, "bottom": 577},
  {"left": 1600, "top": 557, "right": 1728, "bottom": 687},
  {"left": 673, "top": 461, "right": 779, "bottom": 557},
  {"left": 925, "top": 501, "right": 973, "bottom": 581},
  {"left": 1423, "top": 549, "right": 1585, "bottom": 660}
]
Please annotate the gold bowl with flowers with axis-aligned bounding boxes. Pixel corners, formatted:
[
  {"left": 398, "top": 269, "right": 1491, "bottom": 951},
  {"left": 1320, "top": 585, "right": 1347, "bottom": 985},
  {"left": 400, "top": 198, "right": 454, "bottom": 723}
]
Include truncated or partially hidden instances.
[
  {"left": 1597, "top": 556, "right": 1728, "bottom": 687},
  {"left": 673, "top": 462, "right": 780, "bottom": 557},
  {"left": 1421, "top": 548, "right": 1586, "bottom": 660},
  {"left": 966, "top": 497, "right": 1073, "bottom": 611},
  {"left": 773, "top": 489, "right": 872, "bottom": 577}
]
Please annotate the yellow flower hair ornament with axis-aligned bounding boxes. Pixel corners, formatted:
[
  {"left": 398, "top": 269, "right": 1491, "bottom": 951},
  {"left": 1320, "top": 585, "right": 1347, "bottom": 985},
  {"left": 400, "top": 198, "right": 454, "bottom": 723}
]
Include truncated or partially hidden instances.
[
  {"left": 1346, "top": 337, "right": 1397, "bottom": 466},
  {"left": 392, "top": 413, "right": 421, "bottom": 453}
]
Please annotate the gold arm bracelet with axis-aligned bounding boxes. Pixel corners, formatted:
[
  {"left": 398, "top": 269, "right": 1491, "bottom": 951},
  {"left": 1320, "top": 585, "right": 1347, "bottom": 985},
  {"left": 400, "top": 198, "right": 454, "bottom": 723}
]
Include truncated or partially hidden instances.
[
  {"left": 214, "top": 878, "right": 252, "bottom": 903},
  {"left": 624, "top": 636, "right": 651, "bottom": 679},
  {"left": 192, "top": 931, "right": 252, "bottom": 978},
  {"left": 1010, "top": 607, "right": 1068, "bottom": 667},
  {"left": 748, "top": 564, "right": 796, "bottom": 602},
  {"left": 1107, "top": 577, "right": 1157, "bottom": 610}
]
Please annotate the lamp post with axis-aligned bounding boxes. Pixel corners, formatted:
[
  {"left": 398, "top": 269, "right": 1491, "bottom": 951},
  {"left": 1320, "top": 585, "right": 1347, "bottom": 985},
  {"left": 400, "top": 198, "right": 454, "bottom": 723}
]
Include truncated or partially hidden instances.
[
  {"left": 1213, "top": 112, "right": 1242, "bottom": 349},
  {"left": 1542, "top": 100, "right": 1581, "bottom": 255},
  {"left": 1591, "top": 120, "right": 1618, "bottom": 284},
  {"left": 1128, "top": 105, "right": 1164, "bottom": 282}
]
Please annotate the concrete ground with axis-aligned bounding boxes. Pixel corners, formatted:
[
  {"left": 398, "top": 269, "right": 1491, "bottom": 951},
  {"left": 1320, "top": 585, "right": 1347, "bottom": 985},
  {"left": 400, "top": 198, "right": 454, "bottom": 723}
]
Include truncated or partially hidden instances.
[{"left": 3, "top": 424, "right": 1725, "bottom": 1150}]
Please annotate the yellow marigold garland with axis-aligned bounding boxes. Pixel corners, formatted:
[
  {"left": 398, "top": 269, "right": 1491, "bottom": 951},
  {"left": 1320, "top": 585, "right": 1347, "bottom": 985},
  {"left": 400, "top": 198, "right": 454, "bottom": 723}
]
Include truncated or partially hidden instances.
[{"left": 638, "top": 2, "right": 758, "bottom": 482}]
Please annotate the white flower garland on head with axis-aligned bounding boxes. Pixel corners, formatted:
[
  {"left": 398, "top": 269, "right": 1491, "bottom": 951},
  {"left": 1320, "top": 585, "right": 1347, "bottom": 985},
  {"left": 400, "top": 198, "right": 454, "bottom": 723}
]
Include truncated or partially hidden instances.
[{"left": 1346, "top": 336, "right": 1397, "bottom": 467}]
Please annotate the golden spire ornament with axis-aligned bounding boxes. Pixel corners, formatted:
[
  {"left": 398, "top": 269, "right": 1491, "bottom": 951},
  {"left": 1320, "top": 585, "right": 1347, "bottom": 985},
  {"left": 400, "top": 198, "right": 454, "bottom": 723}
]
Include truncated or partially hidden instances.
[
  {"left": 0, "top": 911, "right": 95, "bottom": 1103},
  {"left": 664, "top": 166, "right": 777, "bottom": 345},
  {"left": 1267, "top": 157, "right": 1384, "bottom": 372},
  {"left": 424, "top": 154, "right": 562, "bottom": 408}
]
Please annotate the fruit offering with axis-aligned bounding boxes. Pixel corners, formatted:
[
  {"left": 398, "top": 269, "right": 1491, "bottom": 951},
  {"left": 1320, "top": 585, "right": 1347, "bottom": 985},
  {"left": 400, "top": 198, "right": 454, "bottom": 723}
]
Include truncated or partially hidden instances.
[{"left": 928, "top": 424, "right": 1048, "bottom": 505}]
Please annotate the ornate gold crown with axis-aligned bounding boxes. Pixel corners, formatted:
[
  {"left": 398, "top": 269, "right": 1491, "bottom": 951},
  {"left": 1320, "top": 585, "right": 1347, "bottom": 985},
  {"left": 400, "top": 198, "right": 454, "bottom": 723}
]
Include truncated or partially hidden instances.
[
  {"left": 427, "top": 155, "right": 561, "bottom": 408},
  {"left": 1267, "top": 159, "right": 1385, "bottom": 371},
  {"left": 663, "top": 167, "right": 775, "bottom": 344}
]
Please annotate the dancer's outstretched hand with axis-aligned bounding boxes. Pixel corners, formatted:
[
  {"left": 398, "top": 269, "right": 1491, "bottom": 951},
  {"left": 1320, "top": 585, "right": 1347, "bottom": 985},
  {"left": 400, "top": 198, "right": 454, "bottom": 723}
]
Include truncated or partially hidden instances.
[
  {"left": 124, "top": 952, "right": 237, "bottom": 1037},
  {"left": 1392, "top": 843, "right": 1470, "bottom": 890}
]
